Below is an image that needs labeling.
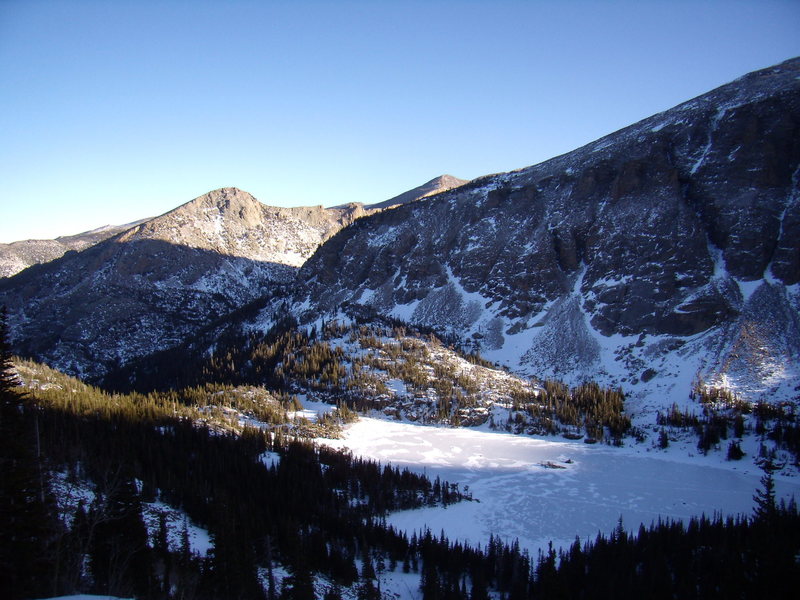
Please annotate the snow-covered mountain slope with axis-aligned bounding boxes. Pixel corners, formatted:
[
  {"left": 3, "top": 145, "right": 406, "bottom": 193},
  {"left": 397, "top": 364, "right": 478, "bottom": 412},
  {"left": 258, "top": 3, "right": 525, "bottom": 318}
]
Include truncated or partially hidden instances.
[
  {"left": 0, "top": 188, "right": 370, "bottom": 378},
  {"left": 0, "top": 219, "right": 149, "bottom": 278},
  {"left": 365, "top": 174, "right": 469, "bottom": 210},
  {"left": 287, "top": 58, "right": 800, "bottom": 410}
]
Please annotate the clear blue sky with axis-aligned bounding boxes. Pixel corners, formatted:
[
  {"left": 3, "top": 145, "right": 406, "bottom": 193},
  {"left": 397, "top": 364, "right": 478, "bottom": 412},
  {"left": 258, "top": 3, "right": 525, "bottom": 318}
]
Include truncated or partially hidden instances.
[{"left": 1, "top": 0, "right": 798, "bottom": 243}]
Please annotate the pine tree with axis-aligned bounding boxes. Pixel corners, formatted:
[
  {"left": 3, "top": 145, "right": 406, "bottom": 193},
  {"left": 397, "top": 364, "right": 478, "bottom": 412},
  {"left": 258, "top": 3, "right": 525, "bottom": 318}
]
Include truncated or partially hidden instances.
[
  {"left": 658, "top": 428, "right": 669, "bottom": 449},
  {"left": 88, "top": 475, "right": 152, "bottom": 597},
  {"left": 0, "top": 305, "right": 60, "bottom": 599},
  {"left": 753, "top": 456, "right": 779, "bottom": 522},
  {"left": 154, "top": 510, "right": 172, "bottom": 596},
  {"left": 726, "top": 440, "right": 745, "bottom": 461},
  {"left": 421, "top": 561, "right": 441, "bottom": 600},
  {"left": 0, "top": 306, "right": 17, "bottom": 394},
  {"left": 357, "top": 577, "right": 381, "bottom": 600},
  {"left": 469, "top": 569, "right": 490, "bottom": 600},
  {"left": 361, "top": 549, "right": 376, "bottom": 580},
  {"left": 265, "top": 536, "right": 278, "bottom": 600},
  {"left": 280, "top": 563, "right": 315, "bottom": 600}
]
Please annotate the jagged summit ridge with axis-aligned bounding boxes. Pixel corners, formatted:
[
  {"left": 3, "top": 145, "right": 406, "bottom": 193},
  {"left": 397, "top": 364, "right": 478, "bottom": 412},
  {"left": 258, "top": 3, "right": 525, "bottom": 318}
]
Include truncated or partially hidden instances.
[{"left": 366, "top": 174, "right": 469, "bottom": 210}]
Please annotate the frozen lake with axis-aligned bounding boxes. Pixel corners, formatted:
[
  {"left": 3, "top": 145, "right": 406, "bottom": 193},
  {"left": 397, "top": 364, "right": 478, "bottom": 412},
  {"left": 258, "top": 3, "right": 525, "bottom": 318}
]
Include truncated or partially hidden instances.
[{"left": 322, "top": 416, "right": 800, "bottom": 555}]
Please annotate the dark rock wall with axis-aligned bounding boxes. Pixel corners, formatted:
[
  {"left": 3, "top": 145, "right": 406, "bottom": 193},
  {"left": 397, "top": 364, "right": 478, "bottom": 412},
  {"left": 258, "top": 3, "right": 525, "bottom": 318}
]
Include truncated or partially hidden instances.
[{"left": 299, "top": 59, "right": 800, "bottom": 346}]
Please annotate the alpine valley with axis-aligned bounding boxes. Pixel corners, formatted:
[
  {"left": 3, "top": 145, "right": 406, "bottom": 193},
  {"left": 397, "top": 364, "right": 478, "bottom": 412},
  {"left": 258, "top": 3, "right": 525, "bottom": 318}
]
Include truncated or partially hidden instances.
[{"left": 2, "top": 59, "right": 800, "bottom": 600}]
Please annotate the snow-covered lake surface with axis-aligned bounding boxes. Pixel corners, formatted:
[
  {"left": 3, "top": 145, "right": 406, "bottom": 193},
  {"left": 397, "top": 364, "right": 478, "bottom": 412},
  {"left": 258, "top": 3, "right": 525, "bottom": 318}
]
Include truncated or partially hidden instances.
[{"left": 323, "top": 417, "right": 800, "bottom": 556}]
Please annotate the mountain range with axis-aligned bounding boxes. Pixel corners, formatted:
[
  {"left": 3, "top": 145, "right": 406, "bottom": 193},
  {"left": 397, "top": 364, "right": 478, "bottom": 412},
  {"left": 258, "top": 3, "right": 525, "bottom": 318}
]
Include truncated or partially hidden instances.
[
  {"left": 0, "top": 219, "right": 148, "bottom": 278},
  {"left": 2, "top": 58, "right": 799, "bottom": 416},
  {"left": 0, "top": 176, "right": 464, "bottom": 378}
]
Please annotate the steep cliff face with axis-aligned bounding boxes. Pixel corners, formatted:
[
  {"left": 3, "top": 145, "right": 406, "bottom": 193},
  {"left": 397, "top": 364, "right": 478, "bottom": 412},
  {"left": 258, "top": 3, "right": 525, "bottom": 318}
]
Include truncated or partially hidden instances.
[
  {"left": 293, "top": 58, "right": 800, "bottom": 403},
  {"left": 0, "top": 188, "right": 370, "bottom": 378}
]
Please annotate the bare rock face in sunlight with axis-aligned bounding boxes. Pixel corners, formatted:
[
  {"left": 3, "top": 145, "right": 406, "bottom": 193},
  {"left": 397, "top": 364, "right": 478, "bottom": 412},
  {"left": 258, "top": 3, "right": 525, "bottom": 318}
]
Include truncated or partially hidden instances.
[
  {"left": 115, "top": 187, "right": 365, "bottom": 269},
  {"left": 0, "top": 187, "right": 373, "bottom": 378}
]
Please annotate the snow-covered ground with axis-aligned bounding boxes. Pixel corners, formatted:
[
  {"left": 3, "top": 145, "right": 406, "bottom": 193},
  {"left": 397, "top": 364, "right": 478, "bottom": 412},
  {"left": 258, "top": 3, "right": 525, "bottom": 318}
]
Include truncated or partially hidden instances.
[
  {"left": 141, "top": 500, "right": 212, "bottom": 556},
  {"left": 322, "top": 416, "right": 800, "bottom": 557},
  {"left": 50, "top": 472, "right": 213, "bottom": 558}
]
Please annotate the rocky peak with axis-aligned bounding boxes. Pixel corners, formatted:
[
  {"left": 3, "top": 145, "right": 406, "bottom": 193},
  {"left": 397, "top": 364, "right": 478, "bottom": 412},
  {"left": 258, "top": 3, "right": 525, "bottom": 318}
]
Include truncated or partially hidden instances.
[
  {"left": 433, "top": 174, "right": 470, "bottom": 189},
  {"left": 0, "top": 176, "right": 451, "bottom": 379},
  {"left": 367, "top": 174, "right": 469, "bottom": 210},
  {"left": 179, "top": 187, "right": 264, "bottom": 226},
  {"left": 113, "top": 187, "right": 361, "bottom": 267}
]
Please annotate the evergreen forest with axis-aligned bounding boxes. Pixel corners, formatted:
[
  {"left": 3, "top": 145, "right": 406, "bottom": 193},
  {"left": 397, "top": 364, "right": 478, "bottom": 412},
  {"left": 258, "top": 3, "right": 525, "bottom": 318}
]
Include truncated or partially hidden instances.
[{"left": 2, "top": 307, "right": 800, "bottom": 599}]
